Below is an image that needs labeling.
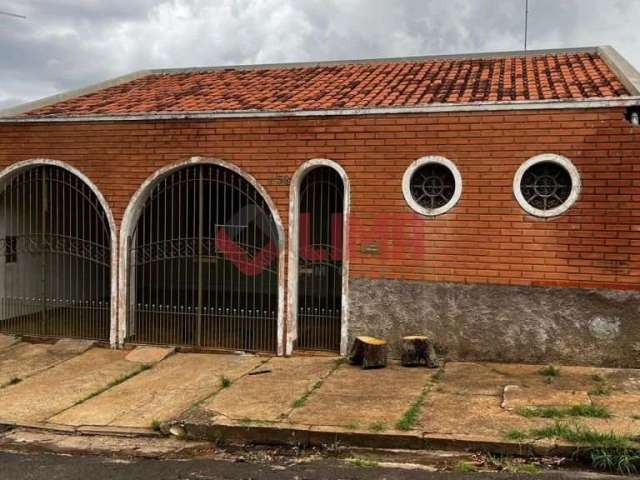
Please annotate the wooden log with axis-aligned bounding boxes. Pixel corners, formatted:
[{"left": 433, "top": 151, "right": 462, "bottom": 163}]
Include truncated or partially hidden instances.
[
  {"left": 348, "top": 336, "right": 387, "bottom": 369},
  {"left": 400, "top": 335, "right": 439, "bottom": 368}
]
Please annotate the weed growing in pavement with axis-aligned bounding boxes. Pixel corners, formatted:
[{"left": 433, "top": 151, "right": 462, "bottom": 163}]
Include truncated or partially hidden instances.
[
  {"left": 347, "top": 457, "right": 379, "bottom": 468},
  {"left": 484, "top": 453, "right": 541, "bottom": 474},
  {"left": 219, "top": 375, "right": 232, "bottom": 388},
  {"left": 368, "top": 421, "right": 386, "bottom": 432},
  {"left": 292, "top": 379, "right": 322, "bottom": 408},
  {"left": 395, "top": 367, "right": 442, "bottom": 431},
  {"left": 68, "top": 364, "right": 152, "bottom": 408},
  {"left": 590, "top": 375, "right": 613, "bottom": 396},
  {"left": 454, "top": 461, "right": 478, "bottom": 473},
  {"left": 291, "top": 358, "right": 345, "bottom": 410},
  {"left": 517, "top": 404, "right": 611, "bottom": 419},
  {"left": 151, "top": 419, "right": 162, "bottom": 431},
  {"left": 504, "top": 429, "right": 528, "bottom": 442},
  {"left": 539, "top": 365, "right": 560, "bottom": 377},
  {"left": 539, "top": 365, "right": 560, "bottom": 383}
]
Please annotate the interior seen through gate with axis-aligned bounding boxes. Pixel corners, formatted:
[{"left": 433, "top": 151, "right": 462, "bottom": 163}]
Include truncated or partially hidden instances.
[
  {"left": 127, "top": 165, "right": 279, "bottom": 352},
  {"left": 296, "top": 166, "right": 345, "bottom": 352},
  {"left": 0, "top": 165, "right": 111, "bottom": 341}
]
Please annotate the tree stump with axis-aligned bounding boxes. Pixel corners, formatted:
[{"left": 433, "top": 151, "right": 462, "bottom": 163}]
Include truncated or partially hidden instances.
[
  {"left": 400, "top": 336, "right": 439, "bottom": 368},
  {"left": 348, "top": 336, "right": 387, "bottom": 369}
]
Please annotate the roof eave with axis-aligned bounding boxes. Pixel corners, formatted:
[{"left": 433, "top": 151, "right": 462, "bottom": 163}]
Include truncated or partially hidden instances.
[{"left": 2, "top": 96, "right": 640, "bottom": 123}]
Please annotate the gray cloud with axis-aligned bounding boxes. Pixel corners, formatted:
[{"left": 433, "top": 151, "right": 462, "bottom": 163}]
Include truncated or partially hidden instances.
[{"left": 1, "top": 0, "right": 639, "bottom": 109}]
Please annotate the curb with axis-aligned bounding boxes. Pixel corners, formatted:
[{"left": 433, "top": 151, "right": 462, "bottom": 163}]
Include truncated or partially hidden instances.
[
  {"left": 0, "top": 417, "right": 578, "bottom": 459},
  {"left": 0, "top": 419, "right": 162, "bottom": 438},
  {"left": 169, "top": 417, "right": 578, "bottom": 458}
]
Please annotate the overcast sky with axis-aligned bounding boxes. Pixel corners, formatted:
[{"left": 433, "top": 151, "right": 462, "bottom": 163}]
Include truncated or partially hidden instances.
[{"left": 1, "top": 0, "right": 639, "bottom": 109}]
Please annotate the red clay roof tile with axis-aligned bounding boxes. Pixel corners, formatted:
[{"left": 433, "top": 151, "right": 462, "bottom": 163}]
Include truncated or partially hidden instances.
[{"left": 23, "top": 52, "right": 630, "bottom": 117}]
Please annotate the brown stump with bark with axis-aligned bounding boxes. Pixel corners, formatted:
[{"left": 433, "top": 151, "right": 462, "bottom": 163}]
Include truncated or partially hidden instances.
[
  {"left": 400, "top": 335, "right": 439, "bottom": 368},
  {"left": 348, "top": 336, "right": 387, "bottom": 369}
]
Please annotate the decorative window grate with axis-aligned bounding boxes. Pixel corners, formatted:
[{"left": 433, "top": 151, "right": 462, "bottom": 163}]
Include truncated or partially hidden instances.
[
  {"left": 402, "top": 156, "right": 462, "bottom": 216},
  {"left": 409, "top": 163, "right": 456, "bottom": 210},
  {"left": 520, "top": 161, "right": 572, "bottom": 211},
  {"left": 513, "top": 154, "right": 580, "bottom": 218}
]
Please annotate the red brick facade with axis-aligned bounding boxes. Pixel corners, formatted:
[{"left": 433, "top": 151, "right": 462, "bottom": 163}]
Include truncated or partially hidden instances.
[{"left": 1, "top": 107, "right": 639, "bottom": 291}]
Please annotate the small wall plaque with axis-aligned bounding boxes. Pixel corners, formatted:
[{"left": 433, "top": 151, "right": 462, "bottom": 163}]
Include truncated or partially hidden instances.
[{"left": 359, "top": 242, "right": 380, "bottom": 255}]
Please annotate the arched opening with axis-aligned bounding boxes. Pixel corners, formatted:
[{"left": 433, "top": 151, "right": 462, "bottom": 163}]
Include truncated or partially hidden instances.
[
  {"left": 125, "top": 162, "right": 281, "bottom": 353},
  {"left": 0, "top": 163, "right": 112, "bottom": 341},
  {"left": 288, "top": 160, "right": 349, "bottom": 354}
]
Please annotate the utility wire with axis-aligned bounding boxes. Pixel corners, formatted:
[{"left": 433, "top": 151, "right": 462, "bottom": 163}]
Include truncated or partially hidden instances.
[
  {"left": 524, "top": 0, "right": 529, "bottom": 52},
  {"left": 0, "top": 10, "right": 26, "bottom": 19}
]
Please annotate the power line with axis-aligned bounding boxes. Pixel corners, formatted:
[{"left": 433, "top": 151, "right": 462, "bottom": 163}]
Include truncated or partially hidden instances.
[
  {"left": 0, "top": 10, "right": 26, "bottom": 19},
  {"left": 524, "top": 0, "right": 529, "bottom": 52}
]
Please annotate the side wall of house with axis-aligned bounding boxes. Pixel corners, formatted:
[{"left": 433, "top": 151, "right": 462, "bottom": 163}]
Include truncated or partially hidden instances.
[{"left": 0, "top": 108, "right": 638, "bottom": 365}]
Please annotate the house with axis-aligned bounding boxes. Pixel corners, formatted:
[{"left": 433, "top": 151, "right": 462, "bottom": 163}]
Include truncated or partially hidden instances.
[{"left": 0, "top": 46, "right": 639, "bottom": 366}]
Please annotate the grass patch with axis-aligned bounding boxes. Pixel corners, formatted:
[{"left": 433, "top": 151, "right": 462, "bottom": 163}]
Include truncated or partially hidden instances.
[
  {"left": 590, "top": 384, "right": 613, "bottom": 396},
  {"left": 517, "top": 404, "right": 611, "bottom": 419},
  {"left": 151, "top": 419, "right": 162, "bottom": 431},
  {"left": 504, "top": 429, "right": 528, "bottom": 442},
  {"left": 589, "top": 447, "right": 640, "bottom": 475},
  {"left": 219, "top": 375, "right": 232, "bottom": 388},
  {"left": 590, "top": 375, "right": 613, "bottom": 396},
  {"left": 368, "top": 421, "right": 386, "bottom": 432},
  {"left": 347, "top": 458, "right": 379, "bottom": 468},
  {"left": 454, "top": 461, "right": 478, "bottom": 473},
  {"left": 528, "top": 422, "right": 640, "bottom": 475},
  {"left": 502, "top": 422, "right": 640, "bottom": 474},
  {"left": 395, "top": 368, "right": 442, "bottom": 431},
  {"left": 539, "top": 365, "right": 560, "bottom": 383},
  {"left": 539, "top": 365, "right": 560, "bottom": 377},
  {"left": 530, "top": 423, "right": 631, "bottom": 448},
  {"left": 567, "top": 404, "right": 611, "bottom": 418}
]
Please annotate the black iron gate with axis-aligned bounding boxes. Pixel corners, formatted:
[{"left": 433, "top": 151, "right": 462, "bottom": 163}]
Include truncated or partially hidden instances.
[
  {"left": 127, "top": 165, "right": 279, "bottom": 352},
  {"left": 0, "top": 165, "right": 111, "bottom": 341},
  {"left": 296, "top": 167, "right": 344, "bottom": 352}
]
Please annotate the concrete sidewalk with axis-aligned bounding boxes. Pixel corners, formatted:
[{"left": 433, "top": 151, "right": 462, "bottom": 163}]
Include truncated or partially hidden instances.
[{"left": 1, "top": 334, "right": 639, "bottom": 458}]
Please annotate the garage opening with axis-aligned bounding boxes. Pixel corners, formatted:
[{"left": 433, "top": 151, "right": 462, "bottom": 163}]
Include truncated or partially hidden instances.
[
  {"left": 295, "top": 166, "right": 345, "bottom": 352},
  {"left": 126, "top": 164, "right": 279, "bottom": 352},
  {"left": 0, "top": 165, "right": 111, "bottom": 341}
]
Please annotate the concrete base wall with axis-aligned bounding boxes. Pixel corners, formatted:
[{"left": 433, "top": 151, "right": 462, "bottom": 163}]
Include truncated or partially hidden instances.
[{"left": 348, "top": 278, "right": 640, "bottom": 368}]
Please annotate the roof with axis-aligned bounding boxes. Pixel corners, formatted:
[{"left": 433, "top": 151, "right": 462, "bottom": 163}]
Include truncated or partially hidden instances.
[{"left": 3, "top": 46, "right": 640, "bottom": 121}]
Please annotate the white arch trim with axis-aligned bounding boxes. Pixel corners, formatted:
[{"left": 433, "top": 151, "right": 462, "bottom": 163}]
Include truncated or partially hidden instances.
[
  {"left": 117, "top": 156, "right": 287, "bottom": 355},
  {"left": 0, "top": 158, "right": 119, "bottom": 346},
  {"left": 287, "top": 159, "right": 350, "bottom": 356}
]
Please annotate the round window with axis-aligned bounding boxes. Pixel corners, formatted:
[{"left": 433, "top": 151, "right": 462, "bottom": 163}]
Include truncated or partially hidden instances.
[
  {"left": 402, "top": 156, "right": 462, "bottom": 216},
  {"left": 513, "top": 154, "right": 581, "bottom": 218}
]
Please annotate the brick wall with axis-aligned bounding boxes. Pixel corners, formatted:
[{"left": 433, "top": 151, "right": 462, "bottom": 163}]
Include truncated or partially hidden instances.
[{"left": 0, "top": 107, "right": 639, "bottom": 291}]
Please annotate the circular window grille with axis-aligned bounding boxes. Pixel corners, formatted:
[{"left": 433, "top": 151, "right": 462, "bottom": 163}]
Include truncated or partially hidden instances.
[
  {"left": 513, "top": 154, "right": 581, "bottom": 218},
  {"left": 402, "top": 156, "right": 462, "bottom": 216}
]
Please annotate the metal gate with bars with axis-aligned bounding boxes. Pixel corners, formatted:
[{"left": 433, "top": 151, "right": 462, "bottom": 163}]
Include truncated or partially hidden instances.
[
  {"left": 126, "top": 165, "right": 279, "bottom": 353},
  {"left": 0, "top": 165, "right": 111, "bottom": 341},
  {"left": 296, "top": 166, "right": 344, "bottom": 352}
]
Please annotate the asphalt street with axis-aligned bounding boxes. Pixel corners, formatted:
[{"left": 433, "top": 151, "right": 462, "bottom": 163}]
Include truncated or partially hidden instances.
[{"left": 0, "top": 451, "right": 615, "bottom": 480}]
